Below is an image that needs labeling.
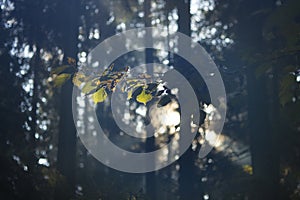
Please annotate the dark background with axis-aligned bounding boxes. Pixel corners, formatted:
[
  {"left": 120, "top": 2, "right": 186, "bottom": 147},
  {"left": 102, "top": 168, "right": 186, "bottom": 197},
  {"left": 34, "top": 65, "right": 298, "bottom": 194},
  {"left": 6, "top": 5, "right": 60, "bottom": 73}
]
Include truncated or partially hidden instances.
[{"left": 1, "top": 0, "right": 300, "bottom": 199}]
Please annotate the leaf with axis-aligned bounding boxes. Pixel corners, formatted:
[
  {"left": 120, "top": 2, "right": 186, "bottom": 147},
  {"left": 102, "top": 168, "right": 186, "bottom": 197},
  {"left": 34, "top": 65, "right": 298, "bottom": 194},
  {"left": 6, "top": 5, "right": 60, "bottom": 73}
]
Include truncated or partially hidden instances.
[
  {"left": 92, "top": 87, "right": 108, "bottom": 104},
  {"left": 279, "top": 74, "right": 295, "bottom": 106},
  {"left": 72, "top": 72, "right": 87, "bottom": 88},
  {"left": 138, "top": 73, "right": 152, "bottom": 79},
  {"left": 263, "top": 0, "right": 300, "bottom": 47},
  {"left": 145, "top": 83, "right": 158, "bottom": 93},
  {"left": 279, "top": 91, "right": 294, "bottom": 106},
  {"left": 53, "top": 73, "right": 71, "bottom": 87},
  {"left": 156, "top": 90, "right": 164, "bottom": 96},
  {"left": 157, "top": 95, "right": 172, "bottom": 107},
  {"left": 126, "top": 82, "right": 145, "bottom": 100},
  {"left": 50, "top": 65, "right": 70, "bottom": 76},
  {"left": 102, "top": 63, "right": 114, "bottom": 77},
  {"left": 255, "top": 64, "right": 271, "bottom": 78},
  {"left": 67, "top": 57, "right": 76, "bottom": 65},
  {"left": 131, "top": 86, "right": 143, "bottom": 99},
  {"left": 81, "top": 78, "right": 100, "bottom": 94},
  {"left": 128, "top": 82, "right": 144, "bottom": 90},
  {"left": 127, "top": 90, "right": 133, "bottom": 100},
  {"left": 242, "top": 165, "right": 253, "bottom": 175},
  {"left": 136, "top": 88, "right": 152, "bottom": 105}
]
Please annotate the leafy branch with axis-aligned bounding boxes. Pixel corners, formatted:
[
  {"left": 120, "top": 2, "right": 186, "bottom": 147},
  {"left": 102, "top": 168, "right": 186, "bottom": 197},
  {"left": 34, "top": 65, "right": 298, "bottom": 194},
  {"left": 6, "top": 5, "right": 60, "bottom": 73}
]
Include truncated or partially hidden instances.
[{"left": 50, "top": 58, "right": 175, "bottom": 106}]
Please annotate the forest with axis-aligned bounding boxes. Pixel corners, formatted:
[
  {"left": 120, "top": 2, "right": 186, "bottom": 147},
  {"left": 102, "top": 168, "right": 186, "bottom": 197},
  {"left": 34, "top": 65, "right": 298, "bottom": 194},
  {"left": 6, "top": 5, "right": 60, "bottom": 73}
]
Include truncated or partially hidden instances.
[{"left": 1, "top": 0, "right": 300, "bottom": 199}]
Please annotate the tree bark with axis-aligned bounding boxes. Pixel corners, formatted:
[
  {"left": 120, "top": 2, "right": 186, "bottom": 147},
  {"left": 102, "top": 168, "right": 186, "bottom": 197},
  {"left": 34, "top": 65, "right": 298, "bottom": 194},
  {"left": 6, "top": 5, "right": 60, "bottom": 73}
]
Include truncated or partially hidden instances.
[
  {"left": 55, "top": 0, "right": 80, "bottom": 198},
  {"left": 144, "top": 1, "right": 157, "bottom": 199},
  {"left": 176, "top": 1, "right": 200, "bottom": 199}
]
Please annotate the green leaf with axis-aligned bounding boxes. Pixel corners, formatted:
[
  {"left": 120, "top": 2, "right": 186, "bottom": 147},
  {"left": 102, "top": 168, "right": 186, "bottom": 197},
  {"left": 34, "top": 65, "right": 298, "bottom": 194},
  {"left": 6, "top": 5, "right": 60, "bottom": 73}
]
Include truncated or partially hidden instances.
[
  {"left": 50, "top": 65, "right": 70, "bottom": 76},
  {"left": 81, "top": 78, "right": 100, "bottom": 94},
  {"left": 279, "top": 74, "right": 295, "bottom": 106},
  {"left": 136, "top": 88, "right": 152, "bottom": 105},
  {"left": 255, "top": 64, "right": 270, "bottom": 78},
  {"left": 263, "top": 0, "right": 300, "bottom": 47},
  {"left": 92, "top": 87, "right": 108, "bottom": 104},
  {"left": 72, "top": 72, "right": 87, "bottom": 88},
  {"left": 242, "top": 165, "right": 253, "bottom": 175},
  {"left": 53, "top": 73, "right": 71, "bottom": 87}
]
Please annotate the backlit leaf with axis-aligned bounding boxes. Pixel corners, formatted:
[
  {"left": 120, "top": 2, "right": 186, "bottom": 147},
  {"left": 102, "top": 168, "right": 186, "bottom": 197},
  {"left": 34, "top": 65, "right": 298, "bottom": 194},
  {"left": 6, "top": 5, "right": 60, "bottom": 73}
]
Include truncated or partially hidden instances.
[
  {"left": 92, "top": 88, "right": 108, "bottom": 104},
  {"left": 243, "top": 165, "right": 253, "bottom": 175},
  {"left": 53, "top": 73, "right": 71, "bottom": 87},
  {"left": 81, "top": 78, "right": 99, "bottom": 94},
  {"left": 72, "top": 72, "right": 87, "bottom": 88},
  {"left": 136, "top": 88, "right": 152, "bottom": 105},
  {"left": 50, "top": 65, "right": 70, "bottom": 76},
  {"left": 127, "top": 90, "right": 133, "bottom": 100}
]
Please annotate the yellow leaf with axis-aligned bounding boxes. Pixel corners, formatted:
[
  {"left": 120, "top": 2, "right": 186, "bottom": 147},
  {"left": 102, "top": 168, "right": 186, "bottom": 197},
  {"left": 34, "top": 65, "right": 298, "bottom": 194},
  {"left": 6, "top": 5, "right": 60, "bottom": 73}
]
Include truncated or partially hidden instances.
[
  {"left": 243, "top": 165, "right": 253, "bottom": 175},
  {"left": 92, "top": 88, "right": 108, "bottom": 104},
  {"left": 127, "top": 90, "right": 133, "bottom": 100},
  {"left": 96, "top": 80, "right": 101, "bottom": 86},
  {"left": 136, "top": 89, "right": 152, "bottom": 105},
  {"left": 72, "top": 72, "right": 86, "bottom": 88},
  {"left": 53, "top": 73, "right": 71, "bottom": 87}
]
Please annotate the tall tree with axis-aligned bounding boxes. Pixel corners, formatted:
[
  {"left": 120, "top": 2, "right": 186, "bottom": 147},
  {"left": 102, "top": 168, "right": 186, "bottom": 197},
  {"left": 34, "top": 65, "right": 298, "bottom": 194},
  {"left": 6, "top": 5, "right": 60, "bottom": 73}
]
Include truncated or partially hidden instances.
[
  {"left": 232, "top": 0, "right": 280, "bottom": 198},
  {"left": 176, "top": 0, "right": 201, "bottom": 199},
  {"left": 55, "top": 0, "right": 80, "bottom": 198},
  {"left": 144, "top": 0, "right": 157, "bottom": 199}
]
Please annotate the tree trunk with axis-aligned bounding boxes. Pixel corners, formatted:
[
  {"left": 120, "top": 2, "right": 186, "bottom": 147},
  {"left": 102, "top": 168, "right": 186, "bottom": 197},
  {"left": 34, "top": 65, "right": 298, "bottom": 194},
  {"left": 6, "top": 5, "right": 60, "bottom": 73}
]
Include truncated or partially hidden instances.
[
  {"left": 247, "top": 67, "right": 279, "bottom": 200},
  {"left": 55, "top": 0, "right": 79, "bottom": 199},
  {"left": 233, "top": 0, "right": 280, "bottom": 198},
  {"left": 144, "top": 0, "right": 157, "bottom": 199},
  {"left": 176, "top": 1, "right": 200, "bottom": 199}
]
